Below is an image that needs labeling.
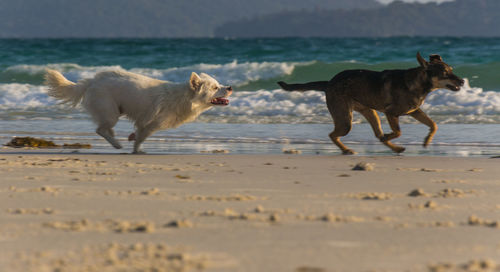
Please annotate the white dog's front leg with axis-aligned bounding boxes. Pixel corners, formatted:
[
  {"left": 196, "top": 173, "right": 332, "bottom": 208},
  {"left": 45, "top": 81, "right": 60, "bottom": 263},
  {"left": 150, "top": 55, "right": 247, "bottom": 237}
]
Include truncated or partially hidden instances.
[
  {"left": 132, "top": 124, "right": 158, "bottom": 154},
  {"left": 133, "top": 136, "right": 146, "bottom": 154}
]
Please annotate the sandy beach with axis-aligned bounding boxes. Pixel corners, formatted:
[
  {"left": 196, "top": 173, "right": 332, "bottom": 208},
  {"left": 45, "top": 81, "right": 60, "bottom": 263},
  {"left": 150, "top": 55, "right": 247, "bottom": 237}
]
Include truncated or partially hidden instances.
[{"left": 0, "top": 152, "right": 499, "bottom": 272}]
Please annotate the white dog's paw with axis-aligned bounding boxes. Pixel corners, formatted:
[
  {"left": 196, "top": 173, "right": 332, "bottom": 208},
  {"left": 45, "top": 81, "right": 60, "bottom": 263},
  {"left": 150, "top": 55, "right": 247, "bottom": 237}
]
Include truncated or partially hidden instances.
[
  {"left": 132, "top": 150, "right": 146, "bottom": 154},
  {"left": 113, "top": 143, "right": 123, "bottom": 149}
]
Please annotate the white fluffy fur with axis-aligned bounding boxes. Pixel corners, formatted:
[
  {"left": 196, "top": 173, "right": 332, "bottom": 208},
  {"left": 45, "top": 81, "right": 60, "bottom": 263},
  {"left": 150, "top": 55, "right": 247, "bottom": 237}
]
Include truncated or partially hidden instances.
[{"left": 45, "top": 69, "right": 232, "bottom": 153}]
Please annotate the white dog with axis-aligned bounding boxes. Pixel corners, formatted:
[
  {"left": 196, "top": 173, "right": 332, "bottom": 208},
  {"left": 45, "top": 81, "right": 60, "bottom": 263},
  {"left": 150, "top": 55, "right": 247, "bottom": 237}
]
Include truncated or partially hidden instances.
[{"left": 45, "top": 69, "right": 232, "bottom": 153}]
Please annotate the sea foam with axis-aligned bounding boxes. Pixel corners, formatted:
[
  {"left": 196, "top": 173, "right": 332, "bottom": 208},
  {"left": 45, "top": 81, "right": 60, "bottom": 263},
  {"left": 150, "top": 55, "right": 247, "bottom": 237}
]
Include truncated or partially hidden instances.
[
  {"left": 0, "top": 83, "right": 55, "bottom": 109},
  {"left": 0, "top": 61, "right": 297, "bottom": 87},
  {"left": 2, "top": 63, "right": 500, "bottom": 124},
  {"left": 131, "top": 60, "right": 298, "bottom": 86}
]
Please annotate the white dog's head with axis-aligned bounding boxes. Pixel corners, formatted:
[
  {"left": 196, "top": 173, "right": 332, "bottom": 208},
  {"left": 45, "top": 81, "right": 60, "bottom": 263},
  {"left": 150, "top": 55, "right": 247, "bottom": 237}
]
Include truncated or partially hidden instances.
[{"left": 189, "top": 72, "right": 232, "bottom": 107}]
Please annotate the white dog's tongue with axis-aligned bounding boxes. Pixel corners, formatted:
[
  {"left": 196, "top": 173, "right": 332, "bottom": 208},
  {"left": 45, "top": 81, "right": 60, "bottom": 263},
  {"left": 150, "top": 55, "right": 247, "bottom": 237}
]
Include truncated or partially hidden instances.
[{"left": 211, "top": 97, "right": 229, "bottom": 106}]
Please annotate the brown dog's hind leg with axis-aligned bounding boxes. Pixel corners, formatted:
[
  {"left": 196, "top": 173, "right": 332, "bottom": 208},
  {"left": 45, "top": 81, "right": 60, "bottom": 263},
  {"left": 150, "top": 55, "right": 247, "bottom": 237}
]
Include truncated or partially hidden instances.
[
  {"left": 358, "top": 108, "right": 405, "bottom": 153},
  {"left": 357, "top": 108, "right": 384, "bottom": 139},
  {"left": 329, "top": 129, "right": 355, "bottom": 155},
  {"left": 328, "top": 114, "right": 356, "bottom": 155},
  {"left": 409, "top": 108, "right": 437, "bottom": 147},
  {"left": 326, "top": 95, "right": 356, "bottom": 155}
]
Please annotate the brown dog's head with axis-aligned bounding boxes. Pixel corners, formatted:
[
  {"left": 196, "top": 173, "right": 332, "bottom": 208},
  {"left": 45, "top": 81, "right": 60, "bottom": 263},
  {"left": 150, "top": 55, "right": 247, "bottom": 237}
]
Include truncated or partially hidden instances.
[{"left": 417, "top": 52, "right": 464, "bottom": 92}]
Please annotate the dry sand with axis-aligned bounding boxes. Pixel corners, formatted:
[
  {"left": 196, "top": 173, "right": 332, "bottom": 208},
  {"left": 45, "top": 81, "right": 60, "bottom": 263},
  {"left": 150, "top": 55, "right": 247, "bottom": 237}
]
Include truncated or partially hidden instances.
[{"left": 0, "top": 152, "right": 499, "bottom": 272}]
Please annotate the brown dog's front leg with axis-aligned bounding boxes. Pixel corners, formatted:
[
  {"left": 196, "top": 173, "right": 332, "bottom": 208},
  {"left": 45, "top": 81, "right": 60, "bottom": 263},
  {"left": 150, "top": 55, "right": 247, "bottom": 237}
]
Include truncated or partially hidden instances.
[
  {"left": 379, "top": 114, "right": 405, "bottom": 153},
  {"left": 357, "top": 108, "right": 402, "bottom": 153},
  {"left": 409, "top": 109, "right": 437, "bottom": 147},
  {"left": 381, "top": 115, "right": 402, "bottom": 142}
]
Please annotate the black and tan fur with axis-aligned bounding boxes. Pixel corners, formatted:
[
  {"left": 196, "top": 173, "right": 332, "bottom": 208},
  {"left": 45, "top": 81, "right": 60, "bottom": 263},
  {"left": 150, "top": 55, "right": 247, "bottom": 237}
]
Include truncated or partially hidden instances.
[{"left": 278, "top": 53, "right": 464, "bottom": 154}]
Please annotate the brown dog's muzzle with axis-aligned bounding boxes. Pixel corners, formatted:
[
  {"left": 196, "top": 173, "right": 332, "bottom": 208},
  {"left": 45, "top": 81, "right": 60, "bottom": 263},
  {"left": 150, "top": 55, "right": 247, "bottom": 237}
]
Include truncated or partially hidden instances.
[{"left": 447, "top": 76, "right": 464, "bottom": 92}]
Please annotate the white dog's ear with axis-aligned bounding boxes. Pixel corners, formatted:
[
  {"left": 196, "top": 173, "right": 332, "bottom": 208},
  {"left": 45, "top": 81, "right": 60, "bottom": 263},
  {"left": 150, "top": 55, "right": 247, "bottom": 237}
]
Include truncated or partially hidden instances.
[
  {"left": 190, "top": 72, "right": 202, "bottom": 91},
  {"left": 200, "top": 73, "right": 211, "bottom": 78}
]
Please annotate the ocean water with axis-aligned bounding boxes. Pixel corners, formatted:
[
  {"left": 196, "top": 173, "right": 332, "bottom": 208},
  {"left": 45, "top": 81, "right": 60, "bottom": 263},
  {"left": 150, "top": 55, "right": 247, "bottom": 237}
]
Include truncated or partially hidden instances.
[{"left": 1, "top": 37, "right": 500, "bottom": 156}]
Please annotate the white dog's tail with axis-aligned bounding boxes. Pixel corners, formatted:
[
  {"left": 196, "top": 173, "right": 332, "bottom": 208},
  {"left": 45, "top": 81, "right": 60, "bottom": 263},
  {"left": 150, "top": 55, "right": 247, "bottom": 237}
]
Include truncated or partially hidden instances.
[{"left": 45, "top": 69, "right": 85, "bottom": 107}]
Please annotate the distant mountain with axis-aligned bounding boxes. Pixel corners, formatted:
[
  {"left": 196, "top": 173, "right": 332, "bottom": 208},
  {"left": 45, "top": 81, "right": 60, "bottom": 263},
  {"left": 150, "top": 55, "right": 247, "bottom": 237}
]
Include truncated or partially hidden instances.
[
  {"left": 215, "top": 0, "right": 500, "bottom": 37},
  {"left": 0, "top": 0, "right": 380, "bottom": 38}
]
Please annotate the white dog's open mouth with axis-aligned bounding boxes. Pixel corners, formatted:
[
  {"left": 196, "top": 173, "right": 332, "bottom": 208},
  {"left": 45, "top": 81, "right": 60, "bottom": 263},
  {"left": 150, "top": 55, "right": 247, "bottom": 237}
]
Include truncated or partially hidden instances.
[{"left": 211, "top": 97, "right": 229, "bottom": 106}]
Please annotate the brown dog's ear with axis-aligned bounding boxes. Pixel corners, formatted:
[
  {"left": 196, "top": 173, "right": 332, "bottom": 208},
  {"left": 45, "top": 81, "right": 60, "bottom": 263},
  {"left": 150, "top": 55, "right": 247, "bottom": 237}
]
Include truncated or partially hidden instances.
[
  {"left": 429, "top": 54, "right": 443, "bottom": 63},
  {"left": 417, "top": 52, "right": 428, "bottom": 68},
  {"left": 190, "top": 72, "right": 202, "bottom": 91}
]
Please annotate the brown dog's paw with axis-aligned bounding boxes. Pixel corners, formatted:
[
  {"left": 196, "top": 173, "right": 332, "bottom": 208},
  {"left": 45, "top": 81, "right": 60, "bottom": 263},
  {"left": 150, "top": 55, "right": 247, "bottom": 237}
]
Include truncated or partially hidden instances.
[
  {"left": 423, "top": 136, "right": 433, "bottom": 147},
  {"left": 342, "top": 149, "right": 357, "bottom": 155},
  {"left": 379, "top": 134, "right": 394, "bottom": 143},
  {"left": 393, "top": 146, "right": 406, "bottom": 153}
]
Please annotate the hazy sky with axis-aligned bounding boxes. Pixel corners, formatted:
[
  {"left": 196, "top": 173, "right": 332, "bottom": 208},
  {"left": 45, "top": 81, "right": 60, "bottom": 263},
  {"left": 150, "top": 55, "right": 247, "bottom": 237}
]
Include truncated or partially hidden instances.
[{"left": 377, "top": 0, "right": 453, "bottom": 3}]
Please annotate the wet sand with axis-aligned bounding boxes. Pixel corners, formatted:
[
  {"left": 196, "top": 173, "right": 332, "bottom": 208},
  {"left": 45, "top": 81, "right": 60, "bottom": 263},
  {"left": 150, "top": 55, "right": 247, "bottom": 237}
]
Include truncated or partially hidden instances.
[{"left": 0, "top": 153, "right": 499, "bottom": 271}]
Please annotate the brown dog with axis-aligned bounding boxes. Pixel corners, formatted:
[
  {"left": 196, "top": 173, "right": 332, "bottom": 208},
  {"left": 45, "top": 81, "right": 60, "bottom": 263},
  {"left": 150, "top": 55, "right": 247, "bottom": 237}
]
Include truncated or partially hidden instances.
[{"left": 278, "top": 53, "right": 464, "bottom": 154}]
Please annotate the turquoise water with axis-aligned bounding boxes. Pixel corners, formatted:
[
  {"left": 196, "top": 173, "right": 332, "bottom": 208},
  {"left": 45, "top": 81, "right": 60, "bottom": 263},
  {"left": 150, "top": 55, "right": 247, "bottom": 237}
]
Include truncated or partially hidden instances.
[
  {"left": 0, "top": 38, "right": 499, "bottom": 156},
  {"left": 1, "top": 38, "right": 500, "bottom": 88}
]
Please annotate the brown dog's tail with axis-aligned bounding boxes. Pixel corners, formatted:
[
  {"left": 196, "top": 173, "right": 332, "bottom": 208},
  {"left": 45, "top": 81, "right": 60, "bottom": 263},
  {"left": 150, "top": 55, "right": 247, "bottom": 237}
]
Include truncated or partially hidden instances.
[{"left": 277, "top": 81, "right": 328, "bottom": 92}]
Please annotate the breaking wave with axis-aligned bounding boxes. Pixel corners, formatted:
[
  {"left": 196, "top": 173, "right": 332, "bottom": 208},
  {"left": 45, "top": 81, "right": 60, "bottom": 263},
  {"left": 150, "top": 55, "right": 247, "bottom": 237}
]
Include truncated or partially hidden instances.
[
  {"left": 2, "top": 60, "right": 499, "bottom": 90},
  {"left": 2, "top": 77, "right": 500, "bottom": 124},
  {"left": 0, "top": 61, "right": 298, "bottom": 87},
  {"left": 1, "top": 60, "right": 499, "bottom": 123}
]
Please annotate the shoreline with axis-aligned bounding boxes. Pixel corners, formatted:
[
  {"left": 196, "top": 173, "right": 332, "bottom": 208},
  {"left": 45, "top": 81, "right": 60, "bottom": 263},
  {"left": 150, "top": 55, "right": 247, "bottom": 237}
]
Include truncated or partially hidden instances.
[
  {"left": 2, "top": 122, "right": 500, "bottom": 158},
  {"left": 1, "top": 153, "right": 499, "bottom": 271}
]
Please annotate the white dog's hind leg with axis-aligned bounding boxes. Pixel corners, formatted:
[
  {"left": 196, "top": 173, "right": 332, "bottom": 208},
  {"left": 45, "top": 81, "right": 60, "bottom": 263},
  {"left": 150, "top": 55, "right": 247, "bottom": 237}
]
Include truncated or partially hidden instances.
[
  {"left": 96, "top": 126, "right": 122, "bottom": 149},
  {"left": 93, "top": 114, "right": 122, "bottom": 149},
  {"left": 85, "top": 98, "right": 122, "bottom": 149}
]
